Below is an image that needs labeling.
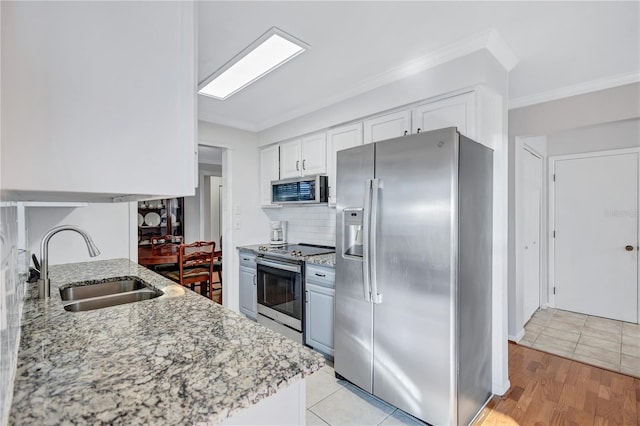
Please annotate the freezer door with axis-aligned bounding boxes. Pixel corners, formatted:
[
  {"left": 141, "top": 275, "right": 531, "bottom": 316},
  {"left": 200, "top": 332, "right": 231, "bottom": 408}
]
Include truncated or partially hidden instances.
[
  {"left": 334, "top": 143, "right": 375, "bottom": 393},
  {"left": 372, "top": 128, "right": 458, "bottom": 425}
]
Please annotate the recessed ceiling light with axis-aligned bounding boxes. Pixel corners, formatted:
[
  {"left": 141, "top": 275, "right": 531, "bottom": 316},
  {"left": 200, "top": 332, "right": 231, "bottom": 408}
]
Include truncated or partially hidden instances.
[{"left": 198, "top": 27, "right": 308, "bottom": 100}]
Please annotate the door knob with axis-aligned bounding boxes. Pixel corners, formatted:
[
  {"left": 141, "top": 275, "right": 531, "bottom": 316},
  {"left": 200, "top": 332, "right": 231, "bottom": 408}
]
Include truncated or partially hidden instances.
[{"left": 625, "top": 245, "right": 635, "bottom": 251}]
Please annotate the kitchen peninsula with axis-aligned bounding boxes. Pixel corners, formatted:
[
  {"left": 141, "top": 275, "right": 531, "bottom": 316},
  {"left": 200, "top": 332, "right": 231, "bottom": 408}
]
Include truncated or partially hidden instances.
[{"left": 10, "top": 259, "right": 323, "bottom": 425}]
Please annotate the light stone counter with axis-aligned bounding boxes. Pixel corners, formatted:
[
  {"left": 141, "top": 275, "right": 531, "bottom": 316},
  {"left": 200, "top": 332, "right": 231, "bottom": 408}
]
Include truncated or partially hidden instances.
[{"left": 10, "top": 258, "right": 323, "bottom": 425}]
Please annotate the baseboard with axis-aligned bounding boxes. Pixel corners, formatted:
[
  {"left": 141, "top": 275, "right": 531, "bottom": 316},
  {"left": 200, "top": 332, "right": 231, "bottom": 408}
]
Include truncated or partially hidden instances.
[
  {"left": 492, "top": 379, "right": 511, "bottom": 396},
  {"left": 508, "top": 328, "right": 525, "bottom": 343}
]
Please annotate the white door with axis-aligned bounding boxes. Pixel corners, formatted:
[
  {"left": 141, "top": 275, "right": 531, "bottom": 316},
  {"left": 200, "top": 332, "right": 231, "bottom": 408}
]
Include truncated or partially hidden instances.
[
  {"left": 523, "top": 149, "right": 542, "bottom": 321},
  {"left": 554, "top": 151, "right": 639, "bottom": 323}
]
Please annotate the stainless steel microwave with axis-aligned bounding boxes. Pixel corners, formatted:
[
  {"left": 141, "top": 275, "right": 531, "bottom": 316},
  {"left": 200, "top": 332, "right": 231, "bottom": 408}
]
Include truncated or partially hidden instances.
[{"left": 271, "top": 175, "right": 328, "bottom": 204}]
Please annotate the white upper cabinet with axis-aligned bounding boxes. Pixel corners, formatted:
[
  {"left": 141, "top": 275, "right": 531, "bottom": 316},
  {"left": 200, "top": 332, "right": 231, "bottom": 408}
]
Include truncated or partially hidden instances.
[
  {"left": 327, "top": 123, "right": 363, "bottom": 205},
  {"left": 279, "top": 140, "right": 303, "bottom": 179},
  {"left": 0, "top": 1, "right": 196, "bottom": 201},
  {"left": 279, "top": 133, "right": 327, "bottom": 179},
  {"left": 260, "top": 145, "right": 280, "bottom": 206},
  {"left": 300, "top": 133, "right": 327, "bottom": 175},
  {"left": 412, "top": 92, "right": 475, "bottom": 139},
  {"left": 363, "top": 109, "right": 412, "bottom": 144}
]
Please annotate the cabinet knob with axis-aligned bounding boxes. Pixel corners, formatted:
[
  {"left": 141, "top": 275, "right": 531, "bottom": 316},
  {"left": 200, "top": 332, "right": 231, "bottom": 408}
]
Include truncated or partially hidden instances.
[
  {"left": 626, "top": 245, "right": 635, "bottom": 252},
  {"left": 417, "top": 128, "right": 421, "bottom": 133},
  {"left": 302, "top": 159, "right": 306, "bottom": 170},
  {"left": 404, "top": 130, "right": 408, "bottom": 136},
  {"left": 296, "top": 160, "right": 299, "bottom": 171}
]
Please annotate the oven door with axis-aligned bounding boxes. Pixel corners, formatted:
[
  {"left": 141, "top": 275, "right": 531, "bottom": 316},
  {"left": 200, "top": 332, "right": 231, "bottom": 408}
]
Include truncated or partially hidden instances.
[{"left": 256, "top": 257, "right": 303, "bottom": 331}]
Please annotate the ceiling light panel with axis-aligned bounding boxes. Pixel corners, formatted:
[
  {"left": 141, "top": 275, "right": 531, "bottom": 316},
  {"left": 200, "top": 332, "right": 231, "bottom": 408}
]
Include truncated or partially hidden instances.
[{"left": 198, "top": 27, "right": 308, "bottom": 100}]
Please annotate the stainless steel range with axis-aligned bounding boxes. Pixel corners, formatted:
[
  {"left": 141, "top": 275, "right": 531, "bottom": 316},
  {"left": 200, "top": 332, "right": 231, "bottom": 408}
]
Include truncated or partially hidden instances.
[{"left": 255, "top": 243, "right": 334, "bottom": 343}]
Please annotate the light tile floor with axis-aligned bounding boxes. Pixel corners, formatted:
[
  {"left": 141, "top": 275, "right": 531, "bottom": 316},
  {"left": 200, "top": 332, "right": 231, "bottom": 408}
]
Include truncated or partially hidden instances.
[
  {"left": 520, "top": 307, "right": 640, "bottom": 377},
  {"left": 305, "top": 362, "right": 427, "bottom": 426}
]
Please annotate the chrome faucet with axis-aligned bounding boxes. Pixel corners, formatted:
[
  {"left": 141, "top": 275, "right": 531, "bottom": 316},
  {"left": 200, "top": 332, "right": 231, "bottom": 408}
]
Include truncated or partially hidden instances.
[{"left": 37, "top": 225, "right": 100, "bottom": 298}]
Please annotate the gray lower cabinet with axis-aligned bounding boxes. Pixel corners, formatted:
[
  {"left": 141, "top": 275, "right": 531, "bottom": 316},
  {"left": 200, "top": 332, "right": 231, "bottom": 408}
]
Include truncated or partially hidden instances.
[
  {"left": 304, "top": 264, "right": 335, "bottom": 357},
  {"left": 239, "top": 252, "right": 257, "bottom": 320}
]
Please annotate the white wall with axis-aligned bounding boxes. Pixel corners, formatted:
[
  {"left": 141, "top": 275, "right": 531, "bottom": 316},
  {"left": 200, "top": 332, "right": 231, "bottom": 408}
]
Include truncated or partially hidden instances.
[
  {"left": 547, "top": 118, "right": 640, "bottom": 156},
  {"left": 198, "top": 122, "right": 270, "bottom": 313},
  {"left": 26, "top": 203, "right": 132, "bottom": 266}
]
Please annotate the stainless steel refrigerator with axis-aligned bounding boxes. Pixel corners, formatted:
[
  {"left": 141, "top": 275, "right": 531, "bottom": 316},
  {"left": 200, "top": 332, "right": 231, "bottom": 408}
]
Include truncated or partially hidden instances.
[{"left": 335, "top": 127, "right": 493, "bottom": 426}]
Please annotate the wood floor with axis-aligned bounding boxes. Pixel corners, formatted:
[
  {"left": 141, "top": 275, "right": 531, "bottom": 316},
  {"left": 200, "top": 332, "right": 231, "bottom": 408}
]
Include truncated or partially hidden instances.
[{"left": 474, "top": 342, "right": 640, "bottom": 425}]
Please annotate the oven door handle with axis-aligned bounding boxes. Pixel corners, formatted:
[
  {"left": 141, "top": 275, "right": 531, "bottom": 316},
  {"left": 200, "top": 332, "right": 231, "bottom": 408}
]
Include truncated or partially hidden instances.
[{"left": 256, "top": 258, "right": 302, "bottom": 273}]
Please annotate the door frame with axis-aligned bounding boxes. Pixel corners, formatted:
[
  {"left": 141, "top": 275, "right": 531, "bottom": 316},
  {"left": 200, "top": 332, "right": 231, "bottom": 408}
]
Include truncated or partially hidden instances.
[
  {"left": 514, "top": 136, "right": 547, "bottom": 341},
  {"left": 548, "top": 147, "right": 640, "bottom": 322}
]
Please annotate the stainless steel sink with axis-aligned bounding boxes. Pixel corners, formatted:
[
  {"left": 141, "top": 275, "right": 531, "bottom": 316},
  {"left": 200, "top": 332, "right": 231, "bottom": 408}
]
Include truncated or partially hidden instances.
[{"left": 60, "top": 277, "right": 163, "bottom": 312}]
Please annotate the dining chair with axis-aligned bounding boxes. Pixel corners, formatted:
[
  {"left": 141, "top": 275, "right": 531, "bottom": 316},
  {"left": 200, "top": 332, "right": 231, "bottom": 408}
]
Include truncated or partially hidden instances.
[
  {"left": 164, "top": 241, "right": 217, "bottom": 301},
  {"left": 210, "top": 254, "right": 222, "bottom": 304},
  {"left": 151, "top": 235, "right": 183, "bottom": 273}
]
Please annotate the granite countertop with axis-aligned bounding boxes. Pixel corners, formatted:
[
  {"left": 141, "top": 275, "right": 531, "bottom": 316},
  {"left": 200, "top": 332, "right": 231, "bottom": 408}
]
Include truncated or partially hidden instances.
[
  {"left": 237, "top": 245, "right": 336, "bottom": 268},
  {"left": 10, "top": 258, "right": 324, "bottom": 425}
]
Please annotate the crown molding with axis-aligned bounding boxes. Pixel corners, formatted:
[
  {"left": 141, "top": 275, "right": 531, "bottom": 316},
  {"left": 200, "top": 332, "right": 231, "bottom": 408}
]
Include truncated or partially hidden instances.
[
  {"left": 254, "top": 28, "right": 518, "bottom": 131},
  {"left": 509, "top": 72, "right": 640, "bottom": 110},
  {"left": 198, "top": 109, "right": 259, "bottom": 132},
  {"left": 198, "top": 29, "right": 518, "bottom": 132}
]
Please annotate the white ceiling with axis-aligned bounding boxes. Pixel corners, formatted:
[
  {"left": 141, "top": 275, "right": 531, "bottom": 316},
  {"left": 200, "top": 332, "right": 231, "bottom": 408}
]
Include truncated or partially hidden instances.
[{"left": 198, "top": 1, "right": 639, "bottom": 132}]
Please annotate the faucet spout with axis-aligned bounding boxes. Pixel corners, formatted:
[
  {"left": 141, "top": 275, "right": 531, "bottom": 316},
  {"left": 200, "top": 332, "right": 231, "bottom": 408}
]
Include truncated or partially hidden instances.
[{"left": 38, "top": 225, "right": 101, "bottom": 298}]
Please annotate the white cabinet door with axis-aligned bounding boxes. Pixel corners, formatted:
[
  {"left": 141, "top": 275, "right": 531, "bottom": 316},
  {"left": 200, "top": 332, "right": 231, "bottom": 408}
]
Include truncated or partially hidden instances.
[
  {"left": 239, "top": 266, "right": 257, "bottom": 320},
  {"left": 301, "top": 132, "right": 327, "bottom": 176},
  {"left": 363, "top": 110, "right": 411, "bottom": 144},
  {"left": 280, "top": 140, "right": 302, "bottom": 179},
  {"left": 260, "top": 145, "right": 280, "bottom": 205},
  {"left": 1, "top": 1, "right": 196, "bottom": 200},
  {"left": 327, "top": 123, "right": 363, "bottom": 205},
  {"left": 305, "top": 283, "right": 335, "bottom": 356},
  {"left": 412, "top": 92, "right": 475, "bottom": 139}
]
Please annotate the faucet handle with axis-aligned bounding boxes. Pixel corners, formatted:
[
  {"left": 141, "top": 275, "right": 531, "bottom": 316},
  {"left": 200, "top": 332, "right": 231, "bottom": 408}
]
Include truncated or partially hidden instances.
[{"left": 32, "top": 253, "right": 41, "bottom": 271}]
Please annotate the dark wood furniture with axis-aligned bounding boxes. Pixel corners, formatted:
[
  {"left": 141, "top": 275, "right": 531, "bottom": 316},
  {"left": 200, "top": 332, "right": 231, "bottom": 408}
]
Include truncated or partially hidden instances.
[
  {"left": 138, "top": 244, "right": 181, "bottom": 266},
  {"left": 138, "top": 198, "right": 184, "bottom": 246},
  {"left": 162, "top": 241, "right": 221, "bottom": 303},
  {"left": 150, "top": 235, "right": 183, "bottom": 272}
]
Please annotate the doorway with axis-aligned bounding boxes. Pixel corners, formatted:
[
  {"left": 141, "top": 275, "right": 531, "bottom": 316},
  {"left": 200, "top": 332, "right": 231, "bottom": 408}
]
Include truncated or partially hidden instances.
[{"left": 550, "top": 149, "right": 639, "bottom": 323}]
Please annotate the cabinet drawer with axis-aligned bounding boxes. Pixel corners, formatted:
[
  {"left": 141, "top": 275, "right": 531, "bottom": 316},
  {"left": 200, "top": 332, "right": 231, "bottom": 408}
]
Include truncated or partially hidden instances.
[
  {"left": 239, "top": 251, "right": 257, "bottom": 268},
  {"left": 305, "top": 264, "right": 335, "bottom": 288}
]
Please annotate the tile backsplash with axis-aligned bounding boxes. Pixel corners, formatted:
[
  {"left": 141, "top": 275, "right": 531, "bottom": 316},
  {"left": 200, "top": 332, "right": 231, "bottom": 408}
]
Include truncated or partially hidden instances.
[
  {"left": 265, "top": 206, "right": 336, "bottom": 247},
  {"left": 0, "top": 203, "right": 23, "bottom": 425}
]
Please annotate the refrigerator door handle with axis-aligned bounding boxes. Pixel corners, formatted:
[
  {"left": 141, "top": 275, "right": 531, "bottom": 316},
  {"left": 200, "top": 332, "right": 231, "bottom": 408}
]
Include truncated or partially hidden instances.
[
  {"left": 370, "top": 178, "right": 382, "bottom": 304},
  {"left": 362, "top": 179, "right": 372, "bottom": 302}
]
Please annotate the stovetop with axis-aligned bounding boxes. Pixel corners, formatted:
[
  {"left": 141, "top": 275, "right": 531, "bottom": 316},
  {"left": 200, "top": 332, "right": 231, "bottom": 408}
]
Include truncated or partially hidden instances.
[{"left": 257, "top": 243, "right": 335, "bottom": 259}]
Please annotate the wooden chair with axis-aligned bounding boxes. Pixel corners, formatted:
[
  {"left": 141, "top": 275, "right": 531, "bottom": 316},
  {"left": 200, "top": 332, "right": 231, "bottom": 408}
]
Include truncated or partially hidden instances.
[
  {"left": 164, "top": 241, "right": 218, "bottom": 301},
  {"left": 151, "top": 235, "right": 183, "bottom": 273},
  {"left": 210, "top": 254, "right": 222, "bottom": 304}
]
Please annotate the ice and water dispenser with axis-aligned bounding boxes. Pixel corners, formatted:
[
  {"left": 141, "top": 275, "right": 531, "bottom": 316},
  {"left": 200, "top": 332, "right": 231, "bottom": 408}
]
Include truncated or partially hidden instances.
[{"left": 343, "top": 208, "right": 364, "bottom": 258}]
